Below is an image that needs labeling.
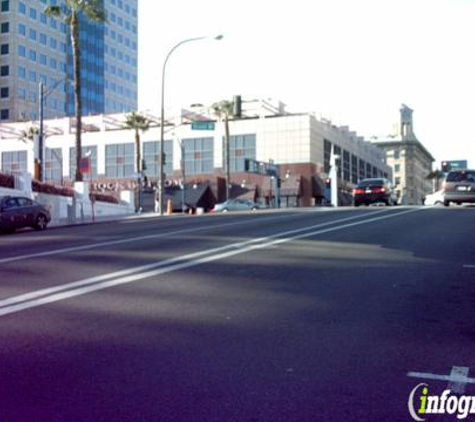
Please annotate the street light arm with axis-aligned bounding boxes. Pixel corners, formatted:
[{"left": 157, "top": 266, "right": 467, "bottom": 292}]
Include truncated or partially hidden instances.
[{"left": 158, "top": 34, "right": 223, "bottom": 215}]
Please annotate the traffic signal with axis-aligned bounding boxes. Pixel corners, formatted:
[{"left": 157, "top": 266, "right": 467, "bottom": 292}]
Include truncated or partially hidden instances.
[
  {"left": 325, "top": 178, "right": 331, "bottom": 188},
  {"left": 441, "top": 161, "right": 451, "bottom": 172},
  {"left": 233, "top": 95, "right": 242, "bottom": 118}
]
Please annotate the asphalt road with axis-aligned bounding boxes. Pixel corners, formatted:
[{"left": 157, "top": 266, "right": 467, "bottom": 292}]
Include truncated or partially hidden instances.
[{"left": 0, "top": 206, "right": 474, "bottom": 422}]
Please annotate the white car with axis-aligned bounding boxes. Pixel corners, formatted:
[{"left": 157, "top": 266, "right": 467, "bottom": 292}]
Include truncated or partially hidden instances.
[
  {"left": 213, "top": 199, "right": 260, "bottom": 212},
  {"left": 424, "top": 190, "right": 444, "bottom": 205}
]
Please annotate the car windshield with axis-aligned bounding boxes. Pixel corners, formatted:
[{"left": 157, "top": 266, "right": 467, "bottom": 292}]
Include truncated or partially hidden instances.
[
  {"left": 357, "top": 179, "right": 385, "bottom": 187},
  {"left": 446, "top": 171, "right": 475, "bottom": 183}
]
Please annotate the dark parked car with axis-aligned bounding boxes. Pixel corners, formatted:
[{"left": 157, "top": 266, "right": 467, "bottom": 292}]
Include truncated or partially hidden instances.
[
  {"left": 443, "top": 169, "right": 475, "bottom": 206},
  {"left": 0, "top": 195, "right": 51, "bottom": 233},
  {"left": 353, "top": 178, "right": 397, "bottom": 206}
]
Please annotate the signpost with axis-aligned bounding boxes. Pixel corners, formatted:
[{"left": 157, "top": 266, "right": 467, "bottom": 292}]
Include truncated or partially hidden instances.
[
  {"left": 441, "top": 160, "right": 468, "bottom": 172},
  {"left": 191, "top": 121, "right": 215, "bottom": 130}
]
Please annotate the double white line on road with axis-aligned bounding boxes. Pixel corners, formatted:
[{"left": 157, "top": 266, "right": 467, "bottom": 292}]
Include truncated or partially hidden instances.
[
  {"left": 0, "top": 208, "right": 424, "bottom": 317},
  {"left": 0, "top": 212, "right": 305, "bottom": 265}
]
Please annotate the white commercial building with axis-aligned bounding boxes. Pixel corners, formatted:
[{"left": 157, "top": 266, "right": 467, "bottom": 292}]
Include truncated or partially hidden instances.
[{"left": 0, "top": 98, "right": 391, "bottom": 208}]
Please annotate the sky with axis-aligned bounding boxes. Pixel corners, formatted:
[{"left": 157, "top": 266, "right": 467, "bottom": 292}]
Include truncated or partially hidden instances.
[{"left": 138, "top": 0, "right": 475, "bottom": 168}]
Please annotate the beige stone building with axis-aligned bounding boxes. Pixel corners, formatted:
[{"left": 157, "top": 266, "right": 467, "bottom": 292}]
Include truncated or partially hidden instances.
[{"left": 370, "top": 105, "right": 434, "bottom": 205}]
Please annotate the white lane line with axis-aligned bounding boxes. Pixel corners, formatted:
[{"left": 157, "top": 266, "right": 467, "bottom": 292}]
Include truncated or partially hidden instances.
[
  {"left": 0, "top": 209, "right": 391, "bottom": 309},
  {"left": 408, "top": 366, "right": 475, "bottom": 394},
  {"left": 0, "top": 212, "right": 305, "bottom": 265},
  {"left": 463, "top": 264, "right": 475, "bottom": 268},
  {"left": 0, "top": 208, "right": 392, "bottom": 265},
  {"left": 0, "top": 207, "right": 422, "bottom": 317}
]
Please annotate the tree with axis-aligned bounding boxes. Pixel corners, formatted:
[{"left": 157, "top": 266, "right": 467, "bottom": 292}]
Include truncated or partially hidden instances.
[
  {"left": 18, "top": 126, "right": 41, "bottom": 180},
  {"left": 18, "top": 126, "right": 39, "bottom": 143},
  {"left": 45, "top": 1, "right": 106, "bottom": 182},
  {"left": 124, "top": 112, "right": 151, "bottom": 175},
  {"left": 212, "top": 100, "right": 234, "bottom": 200},
  {"left": 426, "top": 169, "right": 445, "bottom": 191}
]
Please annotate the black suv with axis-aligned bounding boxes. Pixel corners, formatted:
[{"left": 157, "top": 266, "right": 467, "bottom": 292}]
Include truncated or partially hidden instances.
[
  {"left": 443, "top": 169, "right": 475, "bottom": 206},
  {"left": 353, "top": 178, "right": 398, "bottom": 206},
  {"left": 0, "top": 196, "right": 51, "bottom": 233}
]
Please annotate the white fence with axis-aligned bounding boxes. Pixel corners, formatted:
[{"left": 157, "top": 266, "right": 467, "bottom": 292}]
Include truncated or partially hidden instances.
[{"left": 1, "top": 173, "right": 136, "bottom": 225}]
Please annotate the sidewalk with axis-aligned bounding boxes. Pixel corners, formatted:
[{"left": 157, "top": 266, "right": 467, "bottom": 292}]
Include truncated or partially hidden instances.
[{"left": 49, "top": 210, "right": 162, "bottom": 228}]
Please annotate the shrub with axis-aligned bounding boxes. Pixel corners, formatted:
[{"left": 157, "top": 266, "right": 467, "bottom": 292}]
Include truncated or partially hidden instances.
[
  {"left": 0, "top": 173, "right": 14, "bottom": 189},
  {"left": 32, "top": 181, "right": 74, "bottom": 197},
  {"left": 90, "top": 192, "right": 120, "bottom": 204}
]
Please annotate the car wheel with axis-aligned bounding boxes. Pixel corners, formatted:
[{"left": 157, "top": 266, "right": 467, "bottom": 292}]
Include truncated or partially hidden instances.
[
  {"left": 251, "top": 207, "right": 257, "bottom": 211},
  {"left": 444, "top": 200, "right": 450, "bottom": 207},
  {"left": 221, "top": 208, "right": 228, "bottom": 213},
  {"left": 35, "top": 214, "right": 48, "bottom": 231}
]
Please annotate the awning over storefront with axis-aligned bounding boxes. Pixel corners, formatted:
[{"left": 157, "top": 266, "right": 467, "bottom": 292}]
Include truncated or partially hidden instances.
[
  {"left": 312, "top": 175, "right": 325, "bottom": 197},
  {"left": 164, "top": 184, "right": 216, "bottom": 211}
]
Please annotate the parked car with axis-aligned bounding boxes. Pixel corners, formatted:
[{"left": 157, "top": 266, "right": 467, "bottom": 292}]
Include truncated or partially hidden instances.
[
  {"left": 423, "top": 189, "right": 444, "bottom": 206},
  {"left": 353, "top": 178, "right": 398, "bottom": 206},
  {"left": 442, "top": 169, "right": 475, "bottom": 206},
  {"left": 213, "top": 199, "right": 260, "bottom": 212},
  {"left": 0, "top": 195, "right": 51, "bottom": 233}
]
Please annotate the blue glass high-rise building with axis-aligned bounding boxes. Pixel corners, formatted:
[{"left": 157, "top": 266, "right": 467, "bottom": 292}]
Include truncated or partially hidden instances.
[{"left": 0, "top": 0, "right": 138, "bottom": 122}]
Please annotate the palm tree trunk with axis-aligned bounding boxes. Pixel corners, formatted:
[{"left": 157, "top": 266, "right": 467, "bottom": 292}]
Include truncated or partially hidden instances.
[
  {"left": 135, "top": 129, "right": 141, "bottom": 173},
  {"left": 71, "top": 12, "right": 82, "bottom": 182}
]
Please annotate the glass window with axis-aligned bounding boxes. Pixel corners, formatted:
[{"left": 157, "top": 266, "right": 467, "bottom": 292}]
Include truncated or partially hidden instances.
[
  {"left": 18, "top": 1, "right": 26, "bottom": 14},
  {"left": 1, "top": 1, "right": 9, "bottom": 12},
  {"left": 44, "top": 148, "right": 63, "bottom": 183},
  {"left": 29, "top": 7, "right": 37, "bottom": 20},
  {"left": 39, "top": 54, "right": 47, "bottom": 66},
  {"left": 29, "top": 70, "right": 36, "bottom": 82},
  {"left": 183, "top": 137, "right": 214, "bottom": 176},
  {"left": 143, "top": 141, "right": 173, "bottom": 177},
  {"left": 230, "top": 134, "right": 256, "bottom": 172},
  {"left": 2, "top": 151, "right": 27, "bottom": 173},
  {"left": 0, "top": 109, "right": 9, "bottom": 120},
  {"left": 0, "top": 87, "right": 8, "bottom": 98},
  {"left": 18, "top": 66, "right": 26, "bottom": 79},
  {"left": 49, "top": 57, "right": 57, "bottom": 69},
  {"left": 18, "top": 45, "right": 26, "bottom": 56},
  {"left": 39, "top": 33, "right": 47, "bottom": 45},
  {"left": 18, "top": 23, "right": 26, "bottom": 36},
  {"left": 29, "top": 49, "right": 36, "bottom": 62},
  {"left": 29, "top": 28, "right": 37, "bottom": 40},
  {"left": 18, "top": 88, "right": 26, "bottom": 99},
  {"left": 0, "top": 43, "right": 8, "bottom": 55},
  {"left": 1, "top": 22, "right": 9, "bottom": 33},
  {"left": 40, "top": 13, "right": 47, "bottom": 24},
  {"left": 0, "top": 65, "right": 9, "bottom": 76},
  {"left": 105, "top": 143, "right": 134, "bottom": 178}
]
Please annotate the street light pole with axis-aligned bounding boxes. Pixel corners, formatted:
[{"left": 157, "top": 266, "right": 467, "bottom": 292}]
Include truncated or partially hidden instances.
[
  {"left": 38, "top": 82, "right": 44, "bottom": 182},
  {"left": 158, "top": 34, "right": 223, "bottom": 215}
]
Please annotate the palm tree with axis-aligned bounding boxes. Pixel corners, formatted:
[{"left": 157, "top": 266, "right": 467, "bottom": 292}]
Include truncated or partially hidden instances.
[
  {"left": 45, "top": 1, "right": 106, "bottom": 182},
  {"left": 17, "top": 126, "right": 41, "bottom": 180},
  {"left": 212, "top": 100, "right": 234, "bottom": 200},
  {"left": 124, "top": 112, "right": 151, "bottom": 176},
  {"left": 19, "top": 126, "right": 39, "bottom": 143}
]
